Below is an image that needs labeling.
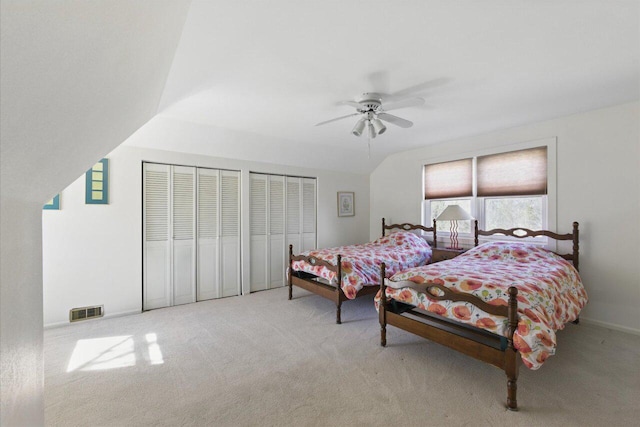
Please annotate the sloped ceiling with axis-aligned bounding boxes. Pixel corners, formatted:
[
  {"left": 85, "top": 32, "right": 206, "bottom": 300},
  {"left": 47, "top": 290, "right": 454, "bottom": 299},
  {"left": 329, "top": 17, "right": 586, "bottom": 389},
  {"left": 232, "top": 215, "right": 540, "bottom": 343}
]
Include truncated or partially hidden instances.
[
  {"left": 0, "top": 0, "right": 191, "bottom": 203},
  {"left": 125, "top": 0, "right": 639, "bottom": 174}
]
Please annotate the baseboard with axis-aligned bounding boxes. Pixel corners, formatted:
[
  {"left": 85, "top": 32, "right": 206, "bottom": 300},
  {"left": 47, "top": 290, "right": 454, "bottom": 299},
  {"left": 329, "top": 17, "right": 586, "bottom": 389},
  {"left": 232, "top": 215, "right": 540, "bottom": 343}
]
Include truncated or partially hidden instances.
[
  {"left": 44, "top": 308, "right": 142, "bottom": 329},
  {"left": 44, "top": 320, "right": 70, "bottom": 329},
  {"left": 580, "top": 317, "right": 640, "bottom": 336}
]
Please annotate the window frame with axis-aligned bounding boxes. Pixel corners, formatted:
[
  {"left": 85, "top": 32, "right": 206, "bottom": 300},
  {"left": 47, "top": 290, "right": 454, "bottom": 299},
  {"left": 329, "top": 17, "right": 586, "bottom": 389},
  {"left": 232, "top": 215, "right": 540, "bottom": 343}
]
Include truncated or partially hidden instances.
[{"left": 421, "top": 137, "right": 557, "bottom": 250}]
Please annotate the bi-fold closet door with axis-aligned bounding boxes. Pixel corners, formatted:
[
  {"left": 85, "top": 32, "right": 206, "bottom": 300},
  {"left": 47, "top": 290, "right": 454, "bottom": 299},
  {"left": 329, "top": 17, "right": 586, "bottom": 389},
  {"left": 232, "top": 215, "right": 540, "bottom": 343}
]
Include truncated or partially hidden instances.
[
  {"left": 250, "top": 174, "right": 316, "bottom": 292},
  {"left": 196, "top": 168, "right": 241, "bottom": 301},
  {"left": 287, "top": 176, "right": 317, "bottom": 254},
  {"left": 143, "top": 163, "right": 240, "bottom": 310}
]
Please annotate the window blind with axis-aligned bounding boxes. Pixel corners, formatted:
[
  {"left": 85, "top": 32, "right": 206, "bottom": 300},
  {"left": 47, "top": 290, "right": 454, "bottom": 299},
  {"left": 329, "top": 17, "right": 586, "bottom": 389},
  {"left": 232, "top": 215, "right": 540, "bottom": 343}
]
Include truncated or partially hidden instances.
[
  {"left": 477, "top": 146, "right": 547, "bottom": 197},
  {"left": 424, "top": 158, "right": 473, "bottom": 199}
]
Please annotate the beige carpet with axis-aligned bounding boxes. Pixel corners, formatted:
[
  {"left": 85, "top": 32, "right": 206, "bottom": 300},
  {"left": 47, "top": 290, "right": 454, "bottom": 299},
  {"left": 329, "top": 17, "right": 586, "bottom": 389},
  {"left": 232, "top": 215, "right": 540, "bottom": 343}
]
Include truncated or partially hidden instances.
[{"left": 45, "top": 287, "right": 640, "bottom": 426}]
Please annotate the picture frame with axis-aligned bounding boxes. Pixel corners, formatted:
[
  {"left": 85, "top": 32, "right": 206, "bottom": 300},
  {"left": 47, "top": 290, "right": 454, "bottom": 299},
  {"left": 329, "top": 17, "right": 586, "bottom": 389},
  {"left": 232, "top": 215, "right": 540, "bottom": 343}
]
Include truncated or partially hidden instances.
[{"left": 337, "top": 191, "right": 355, "bottom": 217}]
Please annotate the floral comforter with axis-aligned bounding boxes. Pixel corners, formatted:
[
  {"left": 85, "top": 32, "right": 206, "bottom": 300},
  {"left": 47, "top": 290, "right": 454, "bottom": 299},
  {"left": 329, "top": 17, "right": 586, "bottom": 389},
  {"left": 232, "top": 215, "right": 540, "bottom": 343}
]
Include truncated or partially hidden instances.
[
  {"left": 376, "top": 241, "right": 588, "bottom": 370},
  {"left": 291, "top": 231, "right": 432, "bottom": 299}
]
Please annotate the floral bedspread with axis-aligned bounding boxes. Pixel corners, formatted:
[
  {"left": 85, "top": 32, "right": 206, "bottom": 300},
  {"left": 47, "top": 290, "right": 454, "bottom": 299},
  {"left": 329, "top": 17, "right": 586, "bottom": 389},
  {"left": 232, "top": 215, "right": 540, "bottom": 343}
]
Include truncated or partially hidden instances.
[
  {"left": 376, "top": 241, "right": 588, "bottom": 370},
  {"left": 291, "top": 231, "right": 432, "bottom": 299}
]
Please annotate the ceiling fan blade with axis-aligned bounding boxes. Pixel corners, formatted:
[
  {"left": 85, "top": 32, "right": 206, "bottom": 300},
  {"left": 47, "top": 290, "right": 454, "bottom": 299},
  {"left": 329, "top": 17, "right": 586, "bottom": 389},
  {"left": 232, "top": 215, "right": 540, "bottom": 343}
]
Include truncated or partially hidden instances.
[
  {"left": 315, "top": 113, "right": 360, "bottom": 127},
  {"left": 382, "top": 97, "right": 425, "bottom": 112},
  {"left": 388, "top": 77, "right": 450, "bottom": 101},
  {"left": 337, "top": 100, "right": 363, "bottom": 110},
  {"left": 378, "top": 113, "right": 413, "bottom": 128}
]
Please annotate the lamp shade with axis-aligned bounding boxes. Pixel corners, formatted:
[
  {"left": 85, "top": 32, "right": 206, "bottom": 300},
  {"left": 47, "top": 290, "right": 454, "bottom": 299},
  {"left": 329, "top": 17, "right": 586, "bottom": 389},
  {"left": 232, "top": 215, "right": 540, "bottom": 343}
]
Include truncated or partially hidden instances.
[
  {"left": 352, "top": 118, "right": 366, "bottom": 136},
  {"left": 436, "top": 205, "right": 473, "bottom": 221},
  {"left": 367, "top": 121, "right": 376, "bottom": 139},
  {"left": 371, "top": 118, "right": 386, "bottom": 135}
]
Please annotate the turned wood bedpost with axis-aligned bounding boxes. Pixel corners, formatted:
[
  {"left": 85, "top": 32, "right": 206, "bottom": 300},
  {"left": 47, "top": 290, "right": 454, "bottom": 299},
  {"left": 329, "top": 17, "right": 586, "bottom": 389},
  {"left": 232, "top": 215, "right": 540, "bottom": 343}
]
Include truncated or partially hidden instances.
[
  {"left": 506, "top": 286, "right": 520, "bottom": 411},
  {"left": 336, "top": 254, "right": 343, "bottom": 324},
  {"left": 288, "top": 244, "right": 293, "bottom": 301},
  {"left": 382, "top": 218, "right": 386, "bottom": 237},
  {"left": 379, "top": 262, "right": 387, "bottom": 347},
  {"left": 573, "top": 221, "right": 580, "bottom": 272},
  {"left": 432, "top": 219, "right": 437, "bottom": 248},
  {"left": 474, "top": 220, "right": 479, "bottom": 247},
  {"left": 572, "top": 221, "right": 581, "bottom": 324}
]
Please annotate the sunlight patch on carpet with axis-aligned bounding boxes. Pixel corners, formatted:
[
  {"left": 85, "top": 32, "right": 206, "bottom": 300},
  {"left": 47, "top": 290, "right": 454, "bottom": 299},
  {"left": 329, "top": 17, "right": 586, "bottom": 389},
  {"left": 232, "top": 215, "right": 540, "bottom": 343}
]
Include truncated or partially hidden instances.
[
  {"left": 67, "top": 336, "right": 136, "bottom": 372},
  {"left": 145, "top": 333, "right": 164, "bottom": 365}
]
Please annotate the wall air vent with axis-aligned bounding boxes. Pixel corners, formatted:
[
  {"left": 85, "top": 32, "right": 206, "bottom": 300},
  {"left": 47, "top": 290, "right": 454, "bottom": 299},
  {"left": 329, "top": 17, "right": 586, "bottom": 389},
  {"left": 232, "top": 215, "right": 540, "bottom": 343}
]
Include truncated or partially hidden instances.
[{"left": 69, "top": 305, "right": 104, "bottom": 322}]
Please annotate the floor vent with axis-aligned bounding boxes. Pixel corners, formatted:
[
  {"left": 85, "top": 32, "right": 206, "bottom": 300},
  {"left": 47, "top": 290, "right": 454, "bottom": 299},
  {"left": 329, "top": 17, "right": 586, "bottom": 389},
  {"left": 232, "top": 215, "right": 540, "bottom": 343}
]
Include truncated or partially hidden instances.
[{"left": 69, "top": 305, "right": 104, "bottom": 322}]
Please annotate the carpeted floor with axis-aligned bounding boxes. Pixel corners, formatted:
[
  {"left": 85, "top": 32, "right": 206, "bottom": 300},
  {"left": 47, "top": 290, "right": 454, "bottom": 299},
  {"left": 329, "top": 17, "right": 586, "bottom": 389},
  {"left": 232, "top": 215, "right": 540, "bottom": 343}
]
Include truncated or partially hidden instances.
[{"left": 45, "top": 287, "right": 640, "bottom": 426}]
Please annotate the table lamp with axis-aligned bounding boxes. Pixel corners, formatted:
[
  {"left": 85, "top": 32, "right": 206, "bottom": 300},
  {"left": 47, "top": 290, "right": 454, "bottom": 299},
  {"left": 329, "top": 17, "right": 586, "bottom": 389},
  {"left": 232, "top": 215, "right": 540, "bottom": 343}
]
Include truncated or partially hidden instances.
[{"left": 436, "top": 205, "right": 473, "bottom": 250}]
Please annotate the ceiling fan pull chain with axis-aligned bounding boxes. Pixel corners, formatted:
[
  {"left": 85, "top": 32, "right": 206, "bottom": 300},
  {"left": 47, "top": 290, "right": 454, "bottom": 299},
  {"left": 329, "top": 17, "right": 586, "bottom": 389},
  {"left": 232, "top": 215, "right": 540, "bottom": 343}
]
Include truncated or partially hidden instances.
[{"left": 367, "top": 137, "right": 371, "bottom": 159}]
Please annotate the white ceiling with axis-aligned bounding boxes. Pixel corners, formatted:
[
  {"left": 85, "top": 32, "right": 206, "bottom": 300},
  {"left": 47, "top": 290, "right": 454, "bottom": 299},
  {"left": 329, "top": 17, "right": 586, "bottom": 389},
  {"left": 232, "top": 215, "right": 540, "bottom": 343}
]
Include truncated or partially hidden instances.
[{"left": 129, "top": 0, "right": 639, "bottom": 174}]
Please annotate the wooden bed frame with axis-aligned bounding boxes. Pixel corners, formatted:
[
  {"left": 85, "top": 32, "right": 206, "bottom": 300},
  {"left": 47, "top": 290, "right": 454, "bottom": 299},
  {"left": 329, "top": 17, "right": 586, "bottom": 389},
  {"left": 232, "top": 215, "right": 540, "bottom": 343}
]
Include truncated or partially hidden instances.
[
  {"left": 288, "top": 219, "right": 435, "bottom": 324},
  {"left": 378, "top": 221, "right": 580, "bottom": 410}
]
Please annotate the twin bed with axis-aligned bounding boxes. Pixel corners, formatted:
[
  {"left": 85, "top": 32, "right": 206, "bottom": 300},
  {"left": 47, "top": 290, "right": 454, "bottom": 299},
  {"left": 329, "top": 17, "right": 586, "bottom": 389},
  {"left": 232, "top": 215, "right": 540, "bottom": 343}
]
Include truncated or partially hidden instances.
[
  {"left": 288, "top": 219, "right": 587, "bottom": 410},
  {"left": 288, "top": 219, "right": 436, "bottom": 324}
]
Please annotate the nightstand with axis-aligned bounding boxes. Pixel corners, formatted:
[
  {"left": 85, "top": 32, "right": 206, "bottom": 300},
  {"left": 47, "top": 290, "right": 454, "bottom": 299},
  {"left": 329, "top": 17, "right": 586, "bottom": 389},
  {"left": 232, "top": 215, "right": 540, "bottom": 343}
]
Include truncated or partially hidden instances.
[{"left": 431, "top": 247, "right": 466, "bottom": 263}]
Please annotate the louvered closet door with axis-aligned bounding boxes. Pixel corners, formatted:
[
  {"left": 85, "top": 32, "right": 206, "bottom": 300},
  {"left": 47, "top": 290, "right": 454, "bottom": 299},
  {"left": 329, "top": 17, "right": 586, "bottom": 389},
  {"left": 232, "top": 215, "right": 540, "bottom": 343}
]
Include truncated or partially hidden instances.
[
  {"left": 172, "top": 166, "right": 197, "bottom": 306},
  {"left": 268, "top": 175, "right": 286, "bottom": 288},
  {"left": 197, "top": 168, "right": 219, "bottom": 301},
  {"left": 249, "top": 174, "right": 268, "bottom": 292},
  {"left": 143, "top": 163, "right": 171, "bottom": 310},
  {"left": 301, "top": 178, "right": 317, "bottom": 252},
  {"left": 286, "top": 177, "right": 302, "bottom": 254},
  {"left": 221, "top": 170, "right": 241, "bottom": 297}
]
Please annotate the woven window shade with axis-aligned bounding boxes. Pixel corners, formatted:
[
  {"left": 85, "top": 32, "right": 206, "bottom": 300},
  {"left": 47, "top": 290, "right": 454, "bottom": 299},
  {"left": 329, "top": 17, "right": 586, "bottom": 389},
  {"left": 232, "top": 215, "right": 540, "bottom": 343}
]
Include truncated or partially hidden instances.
[
  {"left": 477, "top": 146, "right": 547, "bottom": 197},
  {"left": 424, "top": 158, "right": 473, "bottom": 199}
]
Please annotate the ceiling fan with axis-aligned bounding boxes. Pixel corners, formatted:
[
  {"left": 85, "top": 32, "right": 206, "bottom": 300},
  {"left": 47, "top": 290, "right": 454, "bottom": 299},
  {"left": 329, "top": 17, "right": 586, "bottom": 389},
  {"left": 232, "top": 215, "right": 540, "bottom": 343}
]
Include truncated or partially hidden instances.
[{"left": 315, "top": 92, "right": 424, "bottom": 138}]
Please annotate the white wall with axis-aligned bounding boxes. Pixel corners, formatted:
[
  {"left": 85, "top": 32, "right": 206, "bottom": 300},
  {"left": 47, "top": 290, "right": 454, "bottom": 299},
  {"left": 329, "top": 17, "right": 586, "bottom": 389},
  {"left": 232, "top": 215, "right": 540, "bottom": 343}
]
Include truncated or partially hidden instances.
[
  {"left": 370, "top": 102, "right": 640, "bottom": 333},
  {"left": 0, "top": 1, "right": 191, "bottom": 424},
  {"left": 43, "top": 145, "right": 370, "bottom": 327}
]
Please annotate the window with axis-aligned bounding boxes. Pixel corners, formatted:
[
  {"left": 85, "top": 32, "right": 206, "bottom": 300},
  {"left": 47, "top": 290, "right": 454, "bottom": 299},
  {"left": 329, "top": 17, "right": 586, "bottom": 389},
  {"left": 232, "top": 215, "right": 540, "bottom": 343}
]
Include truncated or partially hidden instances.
[{"left": 423, "top": 145, "right": 551, "bottom": 243}]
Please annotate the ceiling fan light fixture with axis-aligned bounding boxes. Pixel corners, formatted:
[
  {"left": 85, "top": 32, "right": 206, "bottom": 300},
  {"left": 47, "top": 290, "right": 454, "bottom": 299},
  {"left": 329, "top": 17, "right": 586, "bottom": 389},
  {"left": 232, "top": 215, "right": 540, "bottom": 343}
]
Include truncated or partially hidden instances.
[
  {"left": 367, "top": 121, "right": 376, "bottom": 139},
  {"left": 352, "top": 118, "right": 366, "bottom": 137},
  {"left": 371, "top": 118, "right": 386, "bottom": 135}
]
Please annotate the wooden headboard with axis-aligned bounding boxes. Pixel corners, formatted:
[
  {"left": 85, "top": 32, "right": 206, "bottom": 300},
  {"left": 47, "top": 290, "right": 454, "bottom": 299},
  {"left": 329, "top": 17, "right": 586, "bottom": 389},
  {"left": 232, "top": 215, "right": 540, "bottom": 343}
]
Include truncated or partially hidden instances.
[
  {"left": 473, "top": 220, "right": 580, "bottom": 271},
  {"left": 382, "top": 218, "right": 436, "bottom": 244}
]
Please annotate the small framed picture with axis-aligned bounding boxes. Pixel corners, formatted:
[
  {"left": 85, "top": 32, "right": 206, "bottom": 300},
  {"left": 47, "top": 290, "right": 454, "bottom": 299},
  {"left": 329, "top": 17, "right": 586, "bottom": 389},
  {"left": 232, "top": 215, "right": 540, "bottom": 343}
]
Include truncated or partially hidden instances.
[{"left": 337, "top": 191, "right": 355, "bottom": 217}]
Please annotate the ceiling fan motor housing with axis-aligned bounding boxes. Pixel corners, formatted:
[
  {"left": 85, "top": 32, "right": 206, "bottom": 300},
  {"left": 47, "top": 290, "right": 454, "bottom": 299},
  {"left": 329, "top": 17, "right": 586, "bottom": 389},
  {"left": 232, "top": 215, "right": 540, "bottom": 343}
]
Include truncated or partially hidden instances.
[{"left": 357, "top": 92, "right": 383, "bottom": 112}]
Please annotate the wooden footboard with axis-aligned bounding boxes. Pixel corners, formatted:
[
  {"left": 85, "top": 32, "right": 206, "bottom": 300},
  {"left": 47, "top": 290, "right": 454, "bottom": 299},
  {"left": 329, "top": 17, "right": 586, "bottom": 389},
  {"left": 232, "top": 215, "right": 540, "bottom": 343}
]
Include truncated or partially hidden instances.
[{"left": 378, "top": 262, "right": 521, "bottom": 410}]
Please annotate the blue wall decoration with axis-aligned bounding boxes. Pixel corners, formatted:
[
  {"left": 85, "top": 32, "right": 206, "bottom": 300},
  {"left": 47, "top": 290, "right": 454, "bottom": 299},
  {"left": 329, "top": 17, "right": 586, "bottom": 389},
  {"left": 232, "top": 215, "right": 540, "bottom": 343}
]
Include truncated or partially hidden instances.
[
  {"left": 85, "top": 158, "right": 109, "bottom": 204},
  {"left": 43, "top": 194, "right": 60, "bottom": 210}
]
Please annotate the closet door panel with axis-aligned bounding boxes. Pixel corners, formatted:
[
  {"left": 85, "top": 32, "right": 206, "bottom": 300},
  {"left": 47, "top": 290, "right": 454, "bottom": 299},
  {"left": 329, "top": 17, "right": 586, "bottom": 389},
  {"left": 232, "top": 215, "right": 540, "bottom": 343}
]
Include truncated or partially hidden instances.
[
  {"left": 197, "top": 169, "right": 220, "bottom": 301},
  {"left": 269, "top": 175, "right": 285, "bottom": 288},
  {"left": 143, "top": 163, "right": 171, "bottom": 310},
  {"left": 221, "top": 171, "right": 240, "bottom": 297},
  {"left": 250, "top": 174, "right": 268, "bottom": 292},
  {"left": 172, "top": 166, "right": 196, "bottom": 305}
]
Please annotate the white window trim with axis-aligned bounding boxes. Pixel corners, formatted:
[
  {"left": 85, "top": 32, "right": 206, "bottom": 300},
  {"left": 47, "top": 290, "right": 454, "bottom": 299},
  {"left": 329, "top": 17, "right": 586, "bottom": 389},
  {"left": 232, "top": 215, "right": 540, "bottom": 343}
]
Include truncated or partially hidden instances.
[{"left": 421, "top": 137, "right": 557, "bottom": 251}]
